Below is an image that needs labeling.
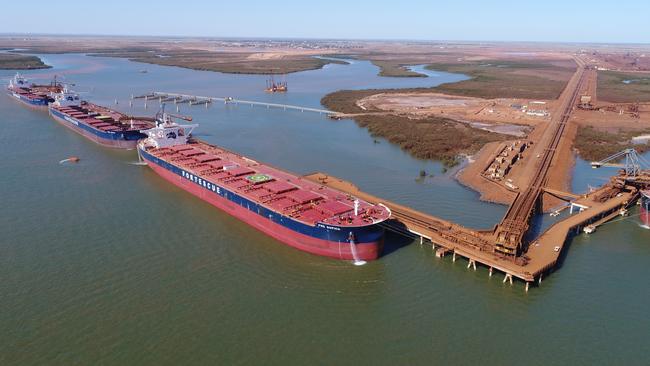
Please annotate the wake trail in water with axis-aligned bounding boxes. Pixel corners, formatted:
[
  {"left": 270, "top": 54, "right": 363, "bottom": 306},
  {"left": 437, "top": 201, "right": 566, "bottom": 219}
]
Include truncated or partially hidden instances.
[
  {"left": 59, "top": 157, "right": 80, "bottom": 165},
  {"left": 349, "top": 240, "right": 366, "bottom": 266}
]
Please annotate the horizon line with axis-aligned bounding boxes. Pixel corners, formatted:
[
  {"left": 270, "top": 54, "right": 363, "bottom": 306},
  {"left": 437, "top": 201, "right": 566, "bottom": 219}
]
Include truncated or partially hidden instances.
[{"left": 1, "top": 32, "right": 649, "bottom": 46}]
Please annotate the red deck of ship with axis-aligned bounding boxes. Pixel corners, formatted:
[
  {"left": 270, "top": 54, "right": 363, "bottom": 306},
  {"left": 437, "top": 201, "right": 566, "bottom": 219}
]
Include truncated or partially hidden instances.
[
  {"left": 51, "top": 102, "right": 153, "bottom": 132},
  {"left": 146, "top": 141, "right": 391, "bottom": 227},
  {"left": 9, "top": 84, "right": 61, "bottom": 100},
  {"left": 30, "top": 84, "right": 62, "bottom": 95},
  {"left": 8, "top": 86, "right": 45, "bottom": 101}
]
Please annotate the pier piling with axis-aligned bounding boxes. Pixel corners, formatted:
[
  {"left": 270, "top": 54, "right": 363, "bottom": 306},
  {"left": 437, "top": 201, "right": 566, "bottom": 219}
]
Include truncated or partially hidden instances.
[{"left": 467, "top": 259, "right": 477, "bottom": 270}]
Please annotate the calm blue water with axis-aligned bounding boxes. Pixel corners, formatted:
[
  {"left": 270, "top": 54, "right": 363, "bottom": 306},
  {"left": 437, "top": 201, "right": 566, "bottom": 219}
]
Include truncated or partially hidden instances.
[{"left": 1, "top": 54, "right": 648, "bottom": 366}]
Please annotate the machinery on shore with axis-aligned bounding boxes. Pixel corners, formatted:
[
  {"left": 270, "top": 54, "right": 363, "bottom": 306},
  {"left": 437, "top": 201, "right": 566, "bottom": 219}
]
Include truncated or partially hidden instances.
[{"left": 591, "top": 148, "right": 650, "bottom": 227}]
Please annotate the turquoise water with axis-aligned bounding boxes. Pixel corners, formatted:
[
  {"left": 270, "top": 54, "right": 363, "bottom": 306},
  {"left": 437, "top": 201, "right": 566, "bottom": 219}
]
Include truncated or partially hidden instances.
[{"left": 1, "top": 54, "right": 649, "bottom": 365}]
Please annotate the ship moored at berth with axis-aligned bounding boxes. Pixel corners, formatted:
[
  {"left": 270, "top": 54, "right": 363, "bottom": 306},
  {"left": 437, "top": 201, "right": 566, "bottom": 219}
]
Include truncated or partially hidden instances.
[
  {"left": 48, "top": 87, "right": 154, "bottom": 149},
  {"left": 6, "top": 73, "right": 62, "bottom": 108},
  {"left": 137, "top": 109, "right": 391, "bottom": 261}
]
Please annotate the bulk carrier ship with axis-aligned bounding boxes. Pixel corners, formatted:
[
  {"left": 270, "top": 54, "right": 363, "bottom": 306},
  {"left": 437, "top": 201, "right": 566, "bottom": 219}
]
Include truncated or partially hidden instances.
[
  {"left": 48, "top": 87, "right": 154, "bottom": 149},
  {"left": 6, "top": 73, "right": 62, "bottom": 108},
  {"left": 137, "top": 109, "right": 391, "bottom": 261}
]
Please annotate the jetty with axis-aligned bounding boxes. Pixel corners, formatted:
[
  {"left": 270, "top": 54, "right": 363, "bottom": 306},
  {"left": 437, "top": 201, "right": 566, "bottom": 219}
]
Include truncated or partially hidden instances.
[
  {"left": 305, "top": 172, "right": 644, "bottom": 291},
  {"left": 131, "top": 92, "right": 335, "bottom": 115}
]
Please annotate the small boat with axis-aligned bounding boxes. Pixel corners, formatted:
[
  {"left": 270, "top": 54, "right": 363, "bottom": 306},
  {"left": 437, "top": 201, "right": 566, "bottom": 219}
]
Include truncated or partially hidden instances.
[{"left": 59, "top": 156, "right": 81, "bottom": 164}]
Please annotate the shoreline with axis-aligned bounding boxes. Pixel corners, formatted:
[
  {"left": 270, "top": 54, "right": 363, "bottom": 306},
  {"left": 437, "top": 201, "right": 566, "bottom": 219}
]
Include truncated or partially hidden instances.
[
  {"left": 455, "top": 141, "right": 517, "bottom": 205},
  {"left": 0, "top": 53, "right": 51, "bottom": 70},
  {"left": 89, "top": 53, "right": 348, "bottom": 75},
  {"left": 321, "top": 92, "right": 509, "bottom": 166}
]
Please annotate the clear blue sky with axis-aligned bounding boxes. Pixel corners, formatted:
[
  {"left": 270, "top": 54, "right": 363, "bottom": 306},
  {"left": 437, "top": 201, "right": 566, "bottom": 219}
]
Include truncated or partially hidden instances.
[{"left": 3, "top": 0, "right": 649, "bottom": 43}]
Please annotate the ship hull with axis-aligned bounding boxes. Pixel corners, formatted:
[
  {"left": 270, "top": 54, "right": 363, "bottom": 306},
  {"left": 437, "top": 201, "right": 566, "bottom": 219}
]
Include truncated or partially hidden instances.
[
  {"left": 139, "top": 146, "right": 383, "bottom": 260},
  {"left": 49, "top": 108, "right": 143, "bottom": 149},
  {"left": 641, "top": 192, "right": 649, "bottom": 229},
  {"left": 6, "top": 89, "right": 50, "bottom": 109}
]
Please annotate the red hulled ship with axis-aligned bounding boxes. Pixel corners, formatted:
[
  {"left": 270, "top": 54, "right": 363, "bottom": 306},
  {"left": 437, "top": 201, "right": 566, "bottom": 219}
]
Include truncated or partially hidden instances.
[
  {"left": 641, "top": 190, "right": 649, "bottom": 229},
  {"left": 137, "top": 109, "right": 391, "bottom": 261}
]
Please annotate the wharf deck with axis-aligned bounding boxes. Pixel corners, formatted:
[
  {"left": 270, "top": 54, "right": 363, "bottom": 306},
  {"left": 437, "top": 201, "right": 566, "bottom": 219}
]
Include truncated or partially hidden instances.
[
  {"left": 304, "top": 172, "right": 640, "bottom": 286},
  {"left": 304, "top": 172, "right": 536, "bottom": 281},
  {"left": 525, "top": 189, "right": 638, "bottom": 274}
]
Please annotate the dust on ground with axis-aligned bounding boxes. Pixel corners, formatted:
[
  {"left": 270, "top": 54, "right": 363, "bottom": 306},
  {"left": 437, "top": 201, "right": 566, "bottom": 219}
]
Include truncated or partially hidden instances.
[{"left": 357, "top": 92, "right": 554, "bottom": 128}]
